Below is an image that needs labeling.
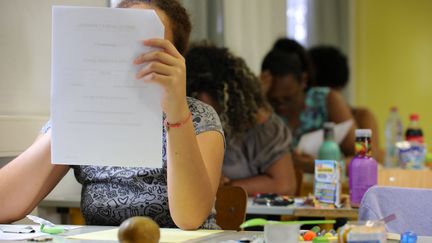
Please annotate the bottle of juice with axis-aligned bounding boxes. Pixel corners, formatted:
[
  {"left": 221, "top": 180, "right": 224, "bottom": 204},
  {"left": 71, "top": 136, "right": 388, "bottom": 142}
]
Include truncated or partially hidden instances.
[{"left": 349, "top": 129, "right": 377, "bottom": 207}]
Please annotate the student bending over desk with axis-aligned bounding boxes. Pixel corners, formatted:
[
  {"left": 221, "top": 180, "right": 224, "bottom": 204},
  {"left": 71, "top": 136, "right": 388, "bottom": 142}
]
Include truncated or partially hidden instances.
[
  {"left": 0, "top": 0, "right": 224, "bottom": 230},
  {"left": 260, "top": 38, "right": 357, "bottom": 174},
  {"left": 185, "top": 44, "right": 297, "bottom": 196}
]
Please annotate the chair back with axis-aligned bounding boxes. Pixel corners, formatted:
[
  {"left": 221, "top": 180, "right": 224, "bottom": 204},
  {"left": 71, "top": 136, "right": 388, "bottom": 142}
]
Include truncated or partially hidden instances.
[
  {"left": 215, "top": 186, "right": 248, "bottom": 230},
  {"left": 359, "top": 186, "right": 432, "bottom": 236}
]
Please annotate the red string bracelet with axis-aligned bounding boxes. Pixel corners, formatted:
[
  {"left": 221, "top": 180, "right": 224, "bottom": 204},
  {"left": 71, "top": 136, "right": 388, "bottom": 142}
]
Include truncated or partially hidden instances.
[{"left": 164, "top": 112, "right": 192, "bottom": 130}]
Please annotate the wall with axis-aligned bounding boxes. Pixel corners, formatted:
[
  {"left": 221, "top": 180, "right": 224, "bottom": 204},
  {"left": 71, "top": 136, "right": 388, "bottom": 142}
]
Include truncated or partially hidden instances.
[
  {"left": 353, "top": 0, "right": 432, "bottom": 147},
  {"left": 223, "top": 0, "right": 287, "bottom": 74},
  {"left": 0, "top": 0, "right": 108, "bottom": 221},
  {"left": 0, "top": 0, "right": 108, "bottom": 157}
]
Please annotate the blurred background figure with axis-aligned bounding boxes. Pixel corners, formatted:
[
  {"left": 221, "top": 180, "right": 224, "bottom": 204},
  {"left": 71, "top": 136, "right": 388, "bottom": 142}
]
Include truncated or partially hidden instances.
[
  {"left": 308, "top": 45, "right": 383, "bottom": 162},
  {"left": 185, "top": 43, "right": 297, "bottom": 196},
  {"left": 260, "top": 38, "right": 356, "bottom": 174}
]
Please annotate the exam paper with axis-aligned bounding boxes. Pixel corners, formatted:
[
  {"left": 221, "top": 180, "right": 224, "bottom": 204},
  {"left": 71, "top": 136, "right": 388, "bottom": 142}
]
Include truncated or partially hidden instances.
[
  {"left": 0, "top": 225, "right": 81, "bottom": 241},
  {"left": 297, "top": 119, "right": 354, "bottom": 158},
  {"left": 68, "top": 228, "right": 223, "bottom": 242},
  {"left": 51, "top": 6, "right": 164, "bottom": 167}
]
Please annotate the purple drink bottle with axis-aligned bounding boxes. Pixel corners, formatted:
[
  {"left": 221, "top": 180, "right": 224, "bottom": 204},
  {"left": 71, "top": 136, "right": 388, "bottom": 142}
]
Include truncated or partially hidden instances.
[{"left": 349, "top": 129, "right": 377, "bottom": 207}]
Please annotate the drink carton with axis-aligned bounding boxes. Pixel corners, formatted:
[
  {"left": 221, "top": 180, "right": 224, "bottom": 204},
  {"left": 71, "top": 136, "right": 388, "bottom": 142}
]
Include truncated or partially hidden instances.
[{"left": 314, "top": 160, "right": 341, "bottom": 206}]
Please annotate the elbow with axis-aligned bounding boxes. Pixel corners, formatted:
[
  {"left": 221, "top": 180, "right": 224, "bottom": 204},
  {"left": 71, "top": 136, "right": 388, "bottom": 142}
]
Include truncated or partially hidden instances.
[
  {"left": 274, "top": 176, "right": 297, "bottom": 196},
  {"left": 170, "top": 204, "right": 212, "bottom": 230},
  {"left": 0, "top": 199, "right": 33, "bottom": 223},
  {"left": 0, "top": 209, "right": 28, "bottom": 224},
  {"left": 277, "top": 181, "right": 296, "bottom": 196},
  {"left": 172, "top": 216, "right": 205, "bottom": 230}
]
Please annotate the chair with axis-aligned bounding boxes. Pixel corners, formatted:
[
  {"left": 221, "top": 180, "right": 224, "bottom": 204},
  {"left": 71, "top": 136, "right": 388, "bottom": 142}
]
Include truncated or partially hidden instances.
[
  {"left": 359, "top": 186, "right": 432, "bottom": 236},
  {"left": 215, "top": 186, "right": 248, "bottom": 230}
]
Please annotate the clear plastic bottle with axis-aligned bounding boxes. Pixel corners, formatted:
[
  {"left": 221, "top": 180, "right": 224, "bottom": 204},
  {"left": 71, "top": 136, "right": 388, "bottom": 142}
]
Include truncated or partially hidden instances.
[
  {"left": 384, "top": 107, "right": 403, "bottom": 168},
  {"left": 349, "top": 129, "right": 378, "bottom": 207}
]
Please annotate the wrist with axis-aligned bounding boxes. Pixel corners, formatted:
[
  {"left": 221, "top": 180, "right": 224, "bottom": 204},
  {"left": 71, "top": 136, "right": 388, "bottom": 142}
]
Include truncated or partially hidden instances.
[{"left": 165, "top": 105, "right": 189, "bottom": 122}]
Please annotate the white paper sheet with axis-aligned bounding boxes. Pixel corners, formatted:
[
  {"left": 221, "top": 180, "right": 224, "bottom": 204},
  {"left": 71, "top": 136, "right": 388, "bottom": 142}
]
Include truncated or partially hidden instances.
[
  {"left": 51, "top": 6, "right": 164, "bottom": 167},
  {"left": 0, "top": 225, "right": 82, "bottom": 241},
  {"left": 297, "top": 119, "right": 354, "bottom": 158}
]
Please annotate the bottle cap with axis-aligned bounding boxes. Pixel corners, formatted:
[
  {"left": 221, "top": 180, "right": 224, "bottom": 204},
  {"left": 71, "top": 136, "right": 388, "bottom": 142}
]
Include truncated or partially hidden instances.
[
  {"left": 355, "top": 129, "right": 372, "bottom": 137},
  {"left": 410, "top": 113, "right": 419, "bottom": 121},
  {"left": 323, "top": 122, "right": 335, "bottom": 129},
  {"left": 390, "top": 106, "right": 398, "bottom": 112},
  {"left": 400, "top": 231, "right": 417, "bottom": 243}
]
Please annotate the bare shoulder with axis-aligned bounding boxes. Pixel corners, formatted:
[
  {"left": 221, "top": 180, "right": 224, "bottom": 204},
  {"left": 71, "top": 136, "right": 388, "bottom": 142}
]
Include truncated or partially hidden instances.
[
  {"left": 326, "top": 90, "right": 353, "bottom": 122},
  {"left": 352, "top": 106, "right": 378, "bottom": 128}
]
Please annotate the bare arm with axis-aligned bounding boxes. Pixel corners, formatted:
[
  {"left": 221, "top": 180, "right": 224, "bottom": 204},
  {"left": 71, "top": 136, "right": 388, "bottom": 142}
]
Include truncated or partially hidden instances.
[
  {"left": 228, "top": 154, "right": 296, "bottom": 196},
  {"left": 134, "top": 39, "right": 224, "bottom": 230},
  {"left": 326, "top": 90, "right": 357, "bottom": 157},
  {"left": 0, "top": 132, "right": 69, "bottom": 223}
]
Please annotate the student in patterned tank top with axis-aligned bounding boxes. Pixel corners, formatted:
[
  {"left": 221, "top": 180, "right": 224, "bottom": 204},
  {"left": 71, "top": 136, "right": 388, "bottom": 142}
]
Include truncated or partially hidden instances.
[
  {"left": 260, "top": 38, "right": 357, "bottom": 174},
  {"left": 0, "top": 0, "right": 224, "bottom": 230}
]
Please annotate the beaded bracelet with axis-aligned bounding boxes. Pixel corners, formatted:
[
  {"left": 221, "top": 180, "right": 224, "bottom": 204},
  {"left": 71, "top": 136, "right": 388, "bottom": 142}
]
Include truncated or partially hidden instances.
[{"left": 164, "top": 112, "right": 192, "bottom": 131}]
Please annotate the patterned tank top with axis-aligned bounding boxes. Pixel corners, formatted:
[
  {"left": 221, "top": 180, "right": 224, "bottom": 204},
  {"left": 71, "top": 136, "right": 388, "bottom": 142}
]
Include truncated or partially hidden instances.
[{"left": 41, "top": 97, "right": 224, "bottom": 228}]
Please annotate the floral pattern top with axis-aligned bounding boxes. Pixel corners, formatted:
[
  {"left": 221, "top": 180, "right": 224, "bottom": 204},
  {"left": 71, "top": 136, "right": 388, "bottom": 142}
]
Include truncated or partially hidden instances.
[
  {"left": 41, "top": 97, "right": 224, "bottom": 228},
  {"left": 287, "top": 87, "right": 330, "bottom": 148}
]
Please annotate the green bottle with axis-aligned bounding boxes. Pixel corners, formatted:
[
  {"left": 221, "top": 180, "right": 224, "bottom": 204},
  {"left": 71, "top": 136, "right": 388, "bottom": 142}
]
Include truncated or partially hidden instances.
[{"left": 318, "top": 122, "right": 342, "bottom": 161}]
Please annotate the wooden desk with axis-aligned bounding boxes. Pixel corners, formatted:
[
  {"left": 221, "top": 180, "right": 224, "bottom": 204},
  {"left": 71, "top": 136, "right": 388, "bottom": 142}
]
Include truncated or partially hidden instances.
[
  {"left": 246, "top": 198, "right": 358, "bottom": 219},
  {"left": 0, "top": 225, "right": 262, "bottom": 243},
  {"left": 378, "top": 168, "right": 432, "bottom": 188}
]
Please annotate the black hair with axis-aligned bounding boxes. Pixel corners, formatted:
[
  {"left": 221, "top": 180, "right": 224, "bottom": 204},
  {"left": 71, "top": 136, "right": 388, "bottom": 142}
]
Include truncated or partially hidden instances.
[
  {"left": 308, "top": 45, "right": 349, "bottom": 89},
  {"left": 271, "top": 38, "right": 315, "bottom": 86},
  {"left": 185, "top": 43, "right": 265, "bottom": 137},
  {"left": 261, "top": 50, "right": 303, "bottom": 80}
]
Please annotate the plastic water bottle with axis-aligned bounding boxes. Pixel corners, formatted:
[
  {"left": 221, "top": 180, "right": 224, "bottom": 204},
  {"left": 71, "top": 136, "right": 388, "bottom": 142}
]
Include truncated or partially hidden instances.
[
  {"left": 384, "top": 107, "right": 403, "bottom": 168},
  {"left": 349, "top": 129, "right": 378, "bottom": 207}
]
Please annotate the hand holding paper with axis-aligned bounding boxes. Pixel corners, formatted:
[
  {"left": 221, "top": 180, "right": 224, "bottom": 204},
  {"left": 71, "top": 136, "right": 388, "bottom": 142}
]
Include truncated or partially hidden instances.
[{"left": 51, "top": 6, "right": 165, "bottom": 167}]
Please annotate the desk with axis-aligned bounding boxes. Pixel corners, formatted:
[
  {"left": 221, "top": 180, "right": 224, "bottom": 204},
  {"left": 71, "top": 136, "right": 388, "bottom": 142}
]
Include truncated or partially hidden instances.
[
  {"left": 1, "top": 225, "right": 262, "bottom": 243},
  {"left": 246, "top": 198, "right": 358, "bottom": 219}
]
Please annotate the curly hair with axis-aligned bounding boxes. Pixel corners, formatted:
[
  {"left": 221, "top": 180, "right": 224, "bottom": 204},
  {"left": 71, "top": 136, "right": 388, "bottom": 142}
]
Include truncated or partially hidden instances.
[
  {"left": 185, "top": 43, "right": 266, "bottom": 138},
  {"left": 117, "top": 0, "right": 191, "bottom": 55},
  {"left": 308, "top": 45, "right": 349, "bottom": 89}
]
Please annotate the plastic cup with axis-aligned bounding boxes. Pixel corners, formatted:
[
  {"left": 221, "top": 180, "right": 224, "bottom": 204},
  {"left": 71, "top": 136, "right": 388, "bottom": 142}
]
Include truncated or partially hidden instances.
[{"left": 264, "top": 224, "right": 300, "bottom": 243}]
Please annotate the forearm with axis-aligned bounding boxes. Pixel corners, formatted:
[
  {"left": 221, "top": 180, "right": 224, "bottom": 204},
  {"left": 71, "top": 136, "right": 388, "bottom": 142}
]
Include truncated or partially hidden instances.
[
  {"left": 166, "top": 114, "right": 217, "bottom": 229},
  {"left": 0, "top": 133, "right": 68, "bottom": 223},
  {"left": 231, "top": 175, "right": 294, "bottom": 196}
]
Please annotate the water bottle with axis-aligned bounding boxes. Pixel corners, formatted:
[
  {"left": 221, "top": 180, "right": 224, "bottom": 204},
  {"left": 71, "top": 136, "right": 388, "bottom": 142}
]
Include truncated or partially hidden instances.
[
  {"left": 349, "top": 129, "right": 378, "bottom": 207},
  {"left": 384, "top": 107, "right": 403, "bottom": 168}
]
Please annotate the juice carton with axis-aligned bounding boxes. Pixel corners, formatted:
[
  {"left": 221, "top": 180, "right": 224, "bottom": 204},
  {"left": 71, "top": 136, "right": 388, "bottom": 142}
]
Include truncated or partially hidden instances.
[{"left": 314, "top": 160, "right": 341, "bottom": 206}]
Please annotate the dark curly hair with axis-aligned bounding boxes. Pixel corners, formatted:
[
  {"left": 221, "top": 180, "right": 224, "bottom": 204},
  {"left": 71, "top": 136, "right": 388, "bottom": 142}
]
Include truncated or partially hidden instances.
[
  {"left": 185, "top": 43, "right": 266, "bottom": 138},
  {"left": 308, "top": 45, "right": 349, "bottom": 89},
  {"left": 117, "top": 0, "right": 191, "bottom": 55}
]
